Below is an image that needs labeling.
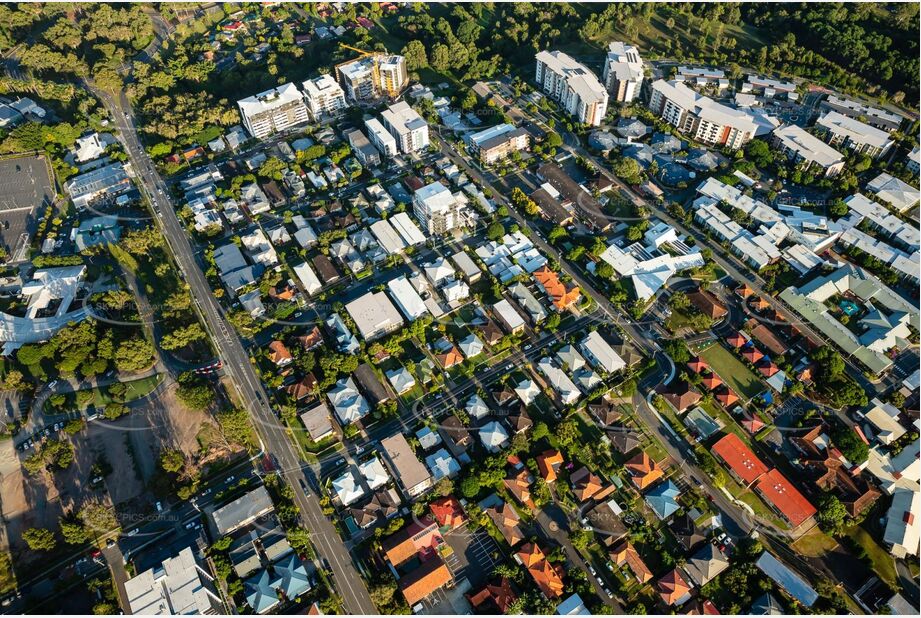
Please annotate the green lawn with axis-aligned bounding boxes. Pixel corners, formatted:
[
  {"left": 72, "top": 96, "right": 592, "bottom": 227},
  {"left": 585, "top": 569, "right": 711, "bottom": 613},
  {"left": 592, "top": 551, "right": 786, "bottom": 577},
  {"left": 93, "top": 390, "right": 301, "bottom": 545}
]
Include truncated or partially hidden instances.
[
  {"left": 844, "top": 524, "right": 898, "bottom": 589},
  {"left": 47, "top": 374, "right": 164, "bottom": 415},
  {"left": 697, "top": 342, "right": 764, "bottom": 400}
]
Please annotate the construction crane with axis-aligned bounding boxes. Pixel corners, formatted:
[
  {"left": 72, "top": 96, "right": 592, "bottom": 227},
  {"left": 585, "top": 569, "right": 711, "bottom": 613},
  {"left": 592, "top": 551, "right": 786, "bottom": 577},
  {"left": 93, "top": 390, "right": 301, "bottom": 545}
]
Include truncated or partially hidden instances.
[{"left": 333, "top": 42, "right": 405, "bottom": 99}]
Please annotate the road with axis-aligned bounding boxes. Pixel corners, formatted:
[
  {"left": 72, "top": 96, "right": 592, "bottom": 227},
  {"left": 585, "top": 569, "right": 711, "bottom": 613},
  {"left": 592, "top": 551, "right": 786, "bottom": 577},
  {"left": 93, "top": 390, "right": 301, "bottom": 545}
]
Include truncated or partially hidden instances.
[{"left": 91, "top": 85, "right": 375, "bottom": 614}]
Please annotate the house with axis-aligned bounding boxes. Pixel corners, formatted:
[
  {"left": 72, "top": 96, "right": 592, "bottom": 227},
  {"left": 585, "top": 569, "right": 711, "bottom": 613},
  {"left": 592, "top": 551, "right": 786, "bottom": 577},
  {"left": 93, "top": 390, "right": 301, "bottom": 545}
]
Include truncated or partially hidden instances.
[
  {"left": 670, "top": 512, "right": 706, "bottom": 552},
  {"left": 399, "top": 558, "right": 453, "bottom": 606},
  {"left": 657, "top": 569, "right": 693, "bottom": 607},
  {"left": 507, "top": 407, "right": 533, "bottom": 434},
  {"left": 430, "top": 496, "right": 466, "bottom": 530},
  {"left": 505, "top": 470, "right": 536, "bottom": 509},
  {"left": 124, "top": 546, "right": 223, "bottom": 615},
  {"left": 683, "top": 544, "right": 730, "bottom": 586},
  {"left": 382, "top": 518, "right": 442, "bottom": 568},
  {"left": 479, "top": 421, "right": 510, "bottom": 453},
  {"left": 537, "top": 449, "right": 564, "bottom": 483},
  {"left": 862, "top": 398, "right": 908, "bottom": 445},
  {"left": 493, "top": 299, "right": 526, "bottom": 334},
  {"left": 328, "top": 377, "right": 370, "bottom": 426},
  {"left": 587, "top": 396, "right": 622, "bottom": 426},
  {"left": 435, "top": 343, "right": 464, "bottom": 369},
  {"left": 656, "top": 380, "right": 701, "bottom": 412},
  {"left": 585, "top": 499, "right": 629, "bottom": 546},
  {"left": 556, "top": 593, "right": 590, "bottom": 615},
  {"left": 610, "top": 542, "right": 652, "bottom": 584},
  {"left": 466, "top": 393, "right": 491, "bottom": 420},
  {"left": 515, "top": 379, "right": 541, "bottom": 406},
  {"left": 570, "top": 467, "right": 605, "bottom": 502},
  {"left": 286, "top": 375, "right": 316, "bottom": 401},
  {"left": 212, "top": 486, "right": 274, "bottom": 536},
  {"left": 537, "top": 357, "right": 580, "bottom": 405},
  {"left": 487, "top": 501, "right": 525, "bottom": 546},
  {"left": 882, "top": 488, "right": 920, "bottom": 559},
  {"left": 749, "top": 593, "right": 785, "bottom": 615},
  {"left": 645, "top": 480, "right": 681, "bottom": 520},
  {"left": 332, "top": 469, "right": 365, "bottom": 506},
  {"left": 533, "top": 266, "right": 581, "bottom": 311},
  {"left": 300, "top": 402, "right": 334, "bottom": 443},
  {"left": 579, "top": 331, "right": 626, "bottom": 374},
  {"left": 624, "top": 451, "right": 664, "bottom": 490},
  {"left": 439, "top": 415, "right": 473, "bottom": 456},
  {"left": 714, "top": 386, "right": 740, "bottom": 407},
  {"left": 381, "top": 433, "right": 433, "bottom": 498},
  {"left": 358, "top": 457, "right": 391, "bottom": 491},
  {"left": 688, "top": 289, "right": 727, "bottom": 320},
  {"left": 425, "top": 448, "right": 461, "bottom": 481},
  {"left": 386, "top": 366, "right": 416, "bottom": 395},
  {"left": 354, "top": 363, "right": 390, "bottom": 408},
  {"left": 754, "top": 552, "right": 818, "bottom": 607},
  {"left": 458, "top": 333, "right": 485, "bottom": 358},
  {"left": 268, "top": 341, "right": 293, "bottom": 367},
  {"left": 467, "top": 577, "right": 518, "bottom": 614},
  {"left": 516, "top": 543, "right": 565, "bottom": 599}
]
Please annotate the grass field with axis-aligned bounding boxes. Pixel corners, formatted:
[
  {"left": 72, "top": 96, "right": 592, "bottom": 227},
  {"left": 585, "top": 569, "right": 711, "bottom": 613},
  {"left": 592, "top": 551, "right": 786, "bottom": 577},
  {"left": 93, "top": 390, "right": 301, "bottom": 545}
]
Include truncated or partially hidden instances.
[
  {"left": 697, "top": 342, "right": 764, "bottom": 400},
  {"left": 47, "top": 374, "right": 164, "bottom": 415},
  {"left": 792, "top": 529, "right": 839, "bottom": 557},
  {"left": 844, "top": 524, "right": 898, "bottom": 588}
]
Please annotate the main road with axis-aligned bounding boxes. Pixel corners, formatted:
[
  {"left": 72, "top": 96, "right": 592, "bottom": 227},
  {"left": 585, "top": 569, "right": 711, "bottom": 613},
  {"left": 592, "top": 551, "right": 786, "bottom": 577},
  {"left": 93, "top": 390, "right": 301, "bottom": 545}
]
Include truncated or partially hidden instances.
[{"left": 93, "top": 86, "right": 375, "bottom": 614}]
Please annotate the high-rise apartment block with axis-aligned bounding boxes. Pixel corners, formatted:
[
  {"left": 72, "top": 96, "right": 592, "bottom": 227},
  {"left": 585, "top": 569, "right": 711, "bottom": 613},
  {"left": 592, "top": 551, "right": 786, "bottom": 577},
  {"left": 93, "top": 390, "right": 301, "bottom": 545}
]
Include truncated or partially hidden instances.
[
  {"left": 602, "top": 42, "right": 644, "bottom": 103},
  {"left": 535, "top": 50, "right": 609, "bottom": 126},
  {"left": 302, "top": 74, "right": 347, "bottom": 119},
  {"left": 237, "top": 83, "right": 309, "bottom": 139},
  {"left": 648, "top": 80, "right": 756, "bottom": 150},
  {"left": 380, "top": 101, "right": 429, "bottom": 154},
  {"left": 337, "top": 54, "right": 408, "bottom": 102}
]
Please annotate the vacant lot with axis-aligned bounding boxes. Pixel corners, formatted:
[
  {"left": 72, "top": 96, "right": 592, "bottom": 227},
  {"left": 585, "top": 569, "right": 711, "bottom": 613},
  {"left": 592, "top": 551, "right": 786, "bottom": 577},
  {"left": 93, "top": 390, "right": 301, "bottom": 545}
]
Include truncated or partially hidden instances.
[
  {"left": 697, "top": 342, "right": 763, "bottom": 400},
  {"left": 0, "top": 155, "right": 54, "bottom": 259}
]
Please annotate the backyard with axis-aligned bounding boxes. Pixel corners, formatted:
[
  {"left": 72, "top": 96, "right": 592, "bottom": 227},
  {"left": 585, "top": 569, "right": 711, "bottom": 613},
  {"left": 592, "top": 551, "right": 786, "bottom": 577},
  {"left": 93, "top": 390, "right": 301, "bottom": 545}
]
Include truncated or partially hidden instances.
[{"left": 696, "top": 341, "right": 764, "bottom": 400}]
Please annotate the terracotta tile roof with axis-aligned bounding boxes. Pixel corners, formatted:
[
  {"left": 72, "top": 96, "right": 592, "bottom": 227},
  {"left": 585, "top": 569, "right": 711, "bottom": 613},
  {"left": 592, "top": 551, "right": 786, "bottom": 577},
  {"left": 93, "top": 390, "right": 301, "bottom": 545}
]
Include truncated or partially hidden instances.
[
  {"left": 751, "top": 296, "right": 770, "bottom": 311},
  {"left": 712, "top": 433, "right": 768, "bottom": 485},
  {"left": 430, "top": 496, "right": 466, "bottom": 529},
  {"left": 726, "top": 332, "right": 747, "bottom": 348},
  {"left": 571, "top": 467, "right": 604, "bottom": 502},
  {"left": 516, "top": 543, "right": 565, "bottom": 599},
  {"left": 688, "top": 289, "right": 727, "bottom": 319},
  {"left": 742, "top": 416, "right": 766, "bottom": 434},
  {"left": 467, "top": 577, "right": 518, "bottom": 614},
  {"left": 701, "top": 373, "right": 723, "bottom": 390},
  {"left": 714, "top": 387, "right": 739, "bottom": 407},
  {"left": 757, "top": 361, "right": 779, "bottom": 377},
  {"left": 736, "top": 284, "right": 755, "bottom": 298},
  {"left": 754, "top": 469, "right": 817, "bottom": 527},
  {"left": 436, "top": 345, "right": 464, "bottom": 369},
  {"left": 610, "top": 541, "right": 652, "bottom": 583},
  {"left": 296, "top": 326, "right": 324, "bottom": 350},
  {"left": 268, "top": 340, "right": 293, "bottom": 365},
  {"left": 505, "top": 470, "right": 536, "bottom": 509},
  {"left": 382, "top": 518, "right": 441, "bottom": 567},
  {"left": 487, "top": 502, "right": 525, "bottom": 547},
  {"left": 536, "top": 449, "right": 564, "bottom": 483},
  {"left": 399, "top": 558, "right": 453, "bottom": 605},
  {"left": 625, "top": 451, "right": 664, "bottom": 489},
  {"left": 657, "top": 568, "right": 692, "bottom": 606},
  {"left": 533, "top": 266, "right": 580, "bottom": 310},
  {"left": 286, "top": 374, "right": 317, "bottom": 400},
  {"left": 657, "top": 380, "right": 702, "bottom": 412},
  {"left": 687, "top": 356, "right": 709, "bottom": 374},
  {"left": 746, "top": 319, "right": 788, "bottom": 356}
]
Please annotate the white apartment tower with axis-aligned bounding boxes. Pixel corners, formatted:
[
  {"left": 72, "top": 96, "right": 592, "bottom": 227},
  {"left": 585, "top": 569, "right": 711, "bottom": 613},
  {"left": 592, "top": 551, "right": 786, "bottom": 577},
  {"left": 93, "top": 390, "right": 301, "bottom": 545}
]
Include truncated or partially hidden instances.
[
  {"left": 602, "top": 42, "right": 644, "bottom": 103},
  {"left": 365, "top": 117, "right": 398, "bottom": 158},
  {"left": 535, "top": 50, "right": 609, "bottom": 126},
  {"left": 302, "top": 74, "right": 347, "bottom": 119},
  {"left": 237, "top": 83, "right": 309, "bottom": 139},
  {"left": 648, "top": 80, "right": 756, "bottom": 150},
  {"left": 380, "top": 101, "right": 429, "bottom": 154},
  {"left": 413, "top": 181, "right": 461, "bottom": 235},
  {"left": 337, "top": 54, "right": 408, "bottom": 102}
]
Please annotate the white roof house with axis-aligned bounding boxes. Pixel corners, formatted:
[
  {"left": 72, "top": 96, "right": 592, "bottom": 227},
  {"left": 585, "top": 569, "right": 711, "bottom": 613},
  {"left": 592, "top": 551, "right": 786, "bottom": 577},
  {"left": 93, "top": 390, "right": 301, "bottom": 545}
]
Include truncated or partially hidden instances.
[
  {"left": 537, "top": 358, "right": 580, "bottom": 405},
  {"left": 369, "top": 219, "right": 407, "bottom": 254},
  {"left": 863, "top": 398, "right": 908, "bottom": 445},
  {"left": 556, "top": 345, "right": 587, "bottom": 372},
  {"left": 458, "top": 333, "right": 484, "bottom": 358},
  {"left": 883, "top": 489, "right": 920, "bottom": 559},
  {"left": 385, "top": 366, "right": 416, "bottom": 394},
  {"left": 125, "top": 546, "right": 222, "bottom": 615},
  {"left": 479, "top": 421, "right": 510, "bottom": 453},
  {"left": 580, "top": 331, "right": 626, "bottom": 374},
  {"left": 73, "top": 132, "right": 111, "bottom": 163},
  {"left": 515, "top": 379, "right": 541, "bottom": 406},
  {"left": 493, "top": 299, "right": 525, "bottom": 332},
  {"left": 386, "top": 275, "right": 428, "bottom": 321},
  {"left": 292, "top": 262, "right": 322, "bottom": 296},
  {"left": 466, "top": 393, "right": 491, "bottom": 420},
  {"left": 389, "top": 211, "right": 427, "bottom": 245},
  {"left": 331, "top": 469, "right": 366, "bottom": 506},
  {"left": 328, "top": 377, "right": 370, "bottom": 425},
  {"left": 425, "top": 448, "right": 461, "bottom": 480},
  {"left": 358, "top": 457, "right": 391, "bottom": 491},
  {"left": 866, "top": 173, "right": 920, "bottom": 213},
  {"left": 345, "top": 291, "right": 404, "bottom": 341}
]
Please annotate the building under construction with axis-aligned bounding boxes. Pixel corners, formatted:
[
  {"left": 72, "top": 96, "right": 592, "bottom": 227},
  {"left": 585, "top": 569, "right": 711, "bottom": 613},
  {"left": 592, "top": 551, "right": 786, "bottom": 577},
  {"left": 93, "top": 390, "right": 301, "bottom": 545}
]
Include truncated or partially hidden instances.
[{"left": 336, "top": 47, "right": 408, "bottom": 102}]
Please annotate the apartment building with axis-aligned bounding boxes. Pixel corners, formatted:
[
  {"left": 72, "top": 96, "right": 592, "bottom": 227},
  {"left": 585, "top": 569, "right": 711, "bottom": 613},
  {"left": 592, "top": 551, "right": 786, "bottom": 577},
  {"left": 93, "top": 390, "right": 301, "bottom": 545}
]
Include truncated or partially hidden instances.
[
  {"left": 771, "top": 124, "right": 845, "bottom": 177},
  {"left": 648, "top": 80, "right": 756, "bottom": 150},
  {"left": 346, "top": 129, "right": 381, "bottom": 167},
  {"left": 302, "top": 74, "right": 347, "bottom": 119},
  {"left": 602, "top": 41, "right": 644, "bottom": 103},
  {"left": 535, "top": 50, "right": 609, "bottom": 126},
  {"left": 237, "top": 83, "right": 309, "bottom": 139},
  {"left": 337, "top": 54, "right": 408, "bottom": 102},
  {"left": 365, "top": 117, "right": 398, "bottom": 158},
  {"left": 413, "top": 181, "right": 461, "bottom": 235},
  {"left": 465, "top": 123, "right": 530, "bottom": 165},
  {"left": 815, "top": 111, "right": 894, "bottom": 159},
  {"left": 380, "top": 101, "right": 429, "bottom": 154},
  {"left": 819, "top": 95, "right": 903, "bottom": 131},
  {"left": 377, "top": 55, "right": 409, "bottom": 97}
]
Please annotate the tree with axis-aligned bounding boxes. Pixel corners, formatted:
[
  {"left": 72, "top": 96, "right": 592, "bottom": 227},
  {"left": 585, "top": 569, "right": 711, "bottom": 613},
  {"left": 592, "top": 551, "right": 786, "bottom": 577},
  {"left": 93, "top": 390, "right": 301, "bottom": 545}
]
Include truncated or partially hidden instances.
[
  {"left": 430, "top": 43, "right": 451, "bottom": 72},
  {"left": 159, "top": 449, "right": 185, "bottom": 474},
  {"left": 596, "top": 263, "right": 614, "bottom": 280},
  {"left": 486, "top": 220, "right": 506, "bottom": 241},
  {"left": 23, "top": 528, "right": 56, "bottom": 551},
  {"left": 460, "top": 475, "right": 481, "bottom": 498},
  {"left": 60, "top": 519, "right": 90, "bottom": 545},
  {"left": 545, "top": 132, "right": 563, "bottom": 149},
  {"left": 612, "top": 157, "right": 643, "bottom": 185},
  {"left": 401, "top": 40, "right": 428, "bottom": 71},
  {"left": 79, "top": 501, "right": 118, "bottom": 535},
  {"left": 816, "top": 494, "right": 848, "bottom": 535},
  {"left": 113, "top": 337, "right": 155, "bottom": 373},
  {"left": 369, "top": 579, "right": 398, "bottom": 610},
  {"left": 831, "top": 425, "right": 869, "bottom": 465},
  {"left": 544, "top": 313, "right": 561, "bottom": 332},
  {"left": 569, "top": 528, "right": 592, "bottom": 552},
  {"left": 669, "top": 291, "right": 691, "bottom": 311},
  {"left": 547, "top": 226, "right": 568, "bottom": 244},
  {"left": 257, "top": 156, "right": 287, "bottom": 180}
]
